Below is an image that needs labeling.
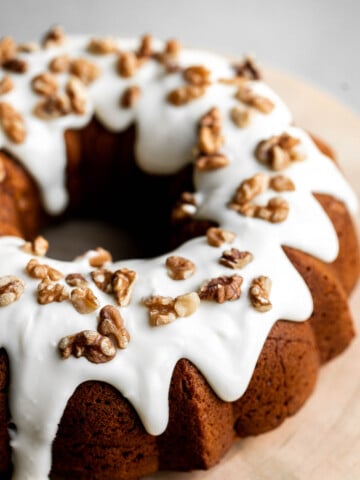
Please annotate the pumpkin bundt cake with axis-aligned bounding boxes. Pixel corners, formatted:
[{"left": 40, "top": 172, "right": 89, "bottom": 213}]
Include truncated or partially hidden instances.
[{"left": 0, "top": 27, "right": 359, "bottom": 480}]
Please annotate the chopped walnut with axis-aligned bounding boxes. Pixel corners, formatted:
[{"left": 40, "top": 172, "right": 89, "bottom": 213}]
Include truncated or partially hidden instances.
[
  {"left": 256, "top": 196, "right": 289, "bottom": 223},
  {"left": 0, "top": 37, "right": 17, "bottom": 65},
  {"left": 206, "top": 227, "right": 235, "bottom": 247},
  {"left": 144, "top": 291, "right": 199, "bottom": 326},
  {"left": 236, "top": 86, "right": 274, "bottom": 114},
  {"left": 59, "top": 330, "right": 116, "bottom": 364},
  {"left": 26, "top": 258, "right": 63, "bottom": 281},
  {"left": 71, "top": 287, "right": 99, "bottom": 314},
  {"left": 17, "top": 42, "right": 39, "bottom": 53},
  {"left": 21, "top": 236, "right": 49, "bottom": 256},
  {"left": 137, "top": 34, "right": 153, "bottom": 58},
  {"left": 167, "top": 85, "right": 206, "bottom": 106},
  {"left": 66, "top": 76, "right": 87, "bottom": 114},
  {"left": 120, "top": 85, "right": 141, "bottom": 108},
  {"left": 249, "top": 275, "right": 272, "bottom": 312},
  {"left": 174, "top": 292, "right": 200, "bottom": 317},
  {"left": 154, "top": 38, "right": 182, "bottom": 71},
  {"left": 0, "top": 102, "right": 26, "bottom": 143},
  {"left": 33, "top": 94, "right": 71, "bottom": 120},
  {"left": 195, "top": 154, "right": 229, "bottom": 171},
  {"left": 0, "top": 275, "right": 25, "bottom": 306},
  {"left": 144, "top": 295, "right": 176, "bottom": 326},
  {"left": 42, "top": 25, "right": 66, "bottom": 48},
  {"left": 89, "top": 247, "right": 112, "bottom": 268},
  {"left": 70, "top": 58, "right": 100, "bottom": 85},
  {"left": 112, "top": 268, "right": 137, "bottom": 306},
  {"left": 31, "top": 72, "right": 58, "bottom": 96},
  {"left": 183, "top": 65, "right": 211, "bottom": 86},
  {"left": 0, "top": 75, "right": 14, "bottom": 95},
  {"left": 87, "top": 37, "right": 118, "bottom": 54},
  {"left": 37, "top": 278, "right": 68, "bottom": 304},
  {"left": 90, "top": 268, "right": 113, "bottom": 293},
  {"left": 98, "top": 305, "right": 130, "bottom": 349},
  {"left": 255, "top": 133, "right": 303, "bottom": 171},
  {"left": 117, "top": 51, "right": 139, "bottom": 78},
  {"left": 220, "top": 248, "right": 253, "bottom": 269},
  {"left": 65, "top": 273, "right": 88, "bottom": 288},
  {"left": 3, "top": 58, "right": 28, "bottom": 74},
  {"left": 198, "top": 275, "right": 243, "bottom": 303},
  {"left": 198, "top": 125, "right": 223, "bottom": 155},
  {"left": 166, "top": 255, "right": 196, "bottom": 280},
  {"left": 230, "top": 105, "right": 252, "bottom": 128},
  {"left": 269, "top": 175, "right": 295, "bottom": 192},
  {"left": 233, "top": 56, "right": 262, "bottom": 80},
  {"left": 233, "top": 173, "right": 269, "bottom": 204},
  {"left": 171, "top": 191, "right": 197, "bottom": 222},
  {"left": 49, "top": 54, "right": 71, "bottom": 73}
]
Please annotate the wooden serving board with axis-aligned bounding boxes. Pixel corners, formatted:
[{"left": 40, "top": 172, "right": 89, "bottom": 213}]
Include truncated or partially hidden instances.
[{"left": 144, "top": 69, "right": 360, "bottom": 480}]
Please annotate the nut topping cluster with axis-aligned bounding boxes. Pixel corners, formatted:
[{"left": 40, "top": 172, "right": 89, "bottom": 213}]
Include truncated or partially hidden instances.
[
  {"left": 228, "top": 172, "right": 295, "bottom": 223},
  {"left": 167, "top": 64, "right": 210, "bottom": 106},
  {"left": 144, "top": 292, "right": 200, "bottom": 326},
  {"left": 255, "top": 133, "right": 305, "bottom": 170},
  {"left": 0, "top": 102, "right": 26, "bottom": 143}
]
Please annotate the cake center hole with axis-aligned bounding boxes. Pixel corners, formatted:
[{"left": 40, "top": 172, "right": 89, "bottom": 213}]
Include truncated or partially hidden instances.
[{"left": 41, "top": 218, "right": 146, "bottom": 261}]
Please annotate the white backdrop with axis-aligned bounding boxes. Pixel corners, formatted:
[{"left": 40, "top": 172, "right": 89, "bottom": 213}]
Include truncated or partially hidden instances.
[{"left": 1, "top": 0, "right": 360, "bottom": 113}]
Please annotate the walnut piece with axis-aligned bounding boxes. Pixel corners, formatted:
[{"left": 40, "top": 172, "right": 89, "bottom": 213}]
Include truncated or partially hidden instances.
[
  {"left": 230, "top": 105, "right": 252, "bottom": 128},
  {"left": 195, "top": 153, "right": 229, "bottom": 171},
  {"left": 220, "top": 248, "right": 253, "bottom": 269},
  {"left": 71, "top": 287, "right": 99, "bottom": 314},
  {"left": 198, "top": 107, "right": 223, "bottom": 154},
  {"left": 88, "top": 37, "right": 118, "bottom": 54},
  {"left": 269, "top": 175, "right": 295, "bottom": 192},
  {"left": 90, "top": 268, "right": 113, "bottom": 293},
  {"left": 166, "top": 255, "right": 196, "bottom": 280},
  {"left": 89, "top": 247, "right": 112, "bottom": 267},
  {"left": 171, "top": 191, "right": 197, "bottom": 222},
  {"left": 0, "top": 102, "right": 26, "bottom": 143},
  {"left": 66, "top": 76, "right": 87, "bottom": 114},
  {"left": 206, "top": 227, "right": 235, "bottom": 247},
  {"left": 236, "top": 86, "right": 274, "bottom": 114},
  {"left": 31, "top": 72, "right": 58, "bottom": 96},
  {"left": 70, "top": 58, "right": 100, "bottom": 85},
  {"left": 42, "top": 25, "right": 66, "bottom": 48},
  {"left": 0, "top": 75, "right": 14, "bottom": 95},
  {"left": 137, "top": 34, "right": 153, "bottom": 58},
  {"left": 183, "top": 65, "right": 211, "bottom": 86},
  {"left": 3, "top": 58, "right": 27, "bottom": 74},
  {"left": 249, "top": 275, "right": 272, "bottom": 312},
  {"left": 120, "top": 85, "right": 141, "bottom": 108},
  {"left": 26, "top": 258, "right": 63, "bottom": 280},
  {"left": 144, "top": 292, "right": 199, "bottom": 326},
  {"left": 198, "top": 275, "right": 243, "bottom": 303},
  {"left": 49, "top": 54, "right": 71, "bottom": 73},
  {"left": 112, "top": 268, "right": 137, "bottom": 306},
  {"left": 33, "top": 94, "right": 71, "bottom": 120},
  {"left": 0, "top": 37, "right": 17, "bottom": 65},
  {"left": 98, "top": 305, "right": 130, "bottom": 349},
  {"left": 65, "top": 273, "right": 88, "bottom": 288},
  {"left": 37, "top": 278, "right": 68, "bottom": 304},
  {"left": 233, "top": 56, "right": 262, "bottom": 80},
  {"left": 21, "top": 236, "right": 49, "bottom": 256},
  {"left": 117, "top": 51, "right": 139, "bottom": 78},
  {"left": 59, "top": 330, "right": 116, "bottom": 364},
  {"left": 233, "top": 173, "right": 269, "bottom": 204},
  {"left": 17, "top": 42, "right": 39, "bottom": 53},
  {"left": 0, "top": 275, "right": 25, "bottom": 306},
  {"left": 255, "top": 133, "right": 303, "bottom": 171},
  {"left": 167, "top": 85, "right": 206, "bottom": 106}
]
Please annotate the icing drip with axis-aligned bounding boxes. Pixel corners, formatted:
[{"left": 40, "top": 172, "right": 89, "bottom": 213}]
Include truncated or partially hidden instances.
[{"left": 0, "top": 33, "right": 357, "bottom": 479}]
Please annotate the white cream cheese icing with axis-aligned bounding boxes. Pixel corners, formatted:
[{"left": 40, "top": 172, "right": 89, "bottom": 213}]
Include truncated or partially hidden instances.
[{"left": 0, "top": 32, "right": 358, "bottom": 479}]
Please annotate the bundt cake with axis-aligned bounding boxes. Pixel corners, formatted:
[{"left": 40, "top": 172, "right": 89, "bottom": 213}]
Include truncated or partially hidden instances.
[{"left": 0, "top": 26, "right": 359, "bottom": 480}]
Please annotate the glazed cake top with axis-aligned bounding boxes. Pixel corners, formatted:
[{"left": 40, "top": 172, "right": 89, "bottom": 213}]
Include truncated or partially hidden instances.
[{"left": 0, "top": 27, "right": 357, "bottom": 479}]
